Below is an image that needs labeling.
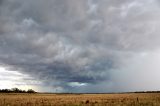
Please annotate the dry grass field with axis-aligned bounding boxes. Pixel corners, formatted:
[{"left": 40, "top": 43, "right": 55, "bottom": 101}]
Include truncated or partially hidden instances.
[{"left": 0, "top": 93, "right": 160, "bottom": 106}]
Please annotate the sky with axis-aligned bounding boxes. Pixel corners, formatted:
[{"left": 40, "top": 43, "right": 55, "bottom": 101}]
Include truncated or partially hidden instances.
[{"left": 1, "top": 0, "right": 160, "bottom": 93}]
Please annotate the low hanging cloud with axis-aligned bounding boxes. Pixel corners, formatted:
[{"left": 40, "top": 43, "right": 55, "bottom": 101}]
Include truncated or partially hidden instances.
[{"left": 1, "top": 0, "right": 160, "bottom": 92}]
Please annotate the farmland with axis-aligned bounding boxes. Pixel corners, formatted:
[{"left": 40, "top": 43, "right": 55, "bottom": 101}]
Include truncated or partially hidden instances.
[{"left": 0, "top": 93, "right": 160, "bottom": 106}]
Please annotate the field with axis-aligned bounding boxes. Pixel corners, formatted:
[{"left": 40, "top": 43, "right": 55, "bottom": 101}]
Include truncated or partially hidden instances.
[{"left": 0, "top": 93, "right": 160, "bottom": 106}]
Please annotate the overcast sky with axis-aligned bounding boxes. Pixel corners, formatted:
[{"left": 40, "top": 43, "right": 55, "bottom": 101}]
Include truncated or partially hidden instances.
[{"left": 1, "top": 0, "right": 160, "bottom": 93}]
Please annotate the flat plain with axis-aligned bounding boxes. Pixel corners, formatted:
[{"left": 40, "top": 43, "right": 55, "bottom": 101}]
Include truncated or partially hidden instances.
[{"left": 0, "top": 93, "right": 160, "bottom": 106}]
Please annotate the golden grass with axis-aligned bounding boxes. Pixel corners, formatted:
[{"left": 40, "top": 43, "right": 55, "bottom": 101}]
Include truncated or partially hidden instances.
[{"left": 0, "top": 93, "right": 160, "bottom": 106}]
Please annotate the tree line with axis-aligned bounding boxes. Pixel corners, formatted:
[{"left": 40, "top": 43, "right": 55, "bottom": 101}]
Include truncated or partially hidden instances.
[
  {"left": 134, "top": 91, "right": 160, "bottom": 93},
  {"left": 0, "top": 88, "right": 36, "bottom": 93}
]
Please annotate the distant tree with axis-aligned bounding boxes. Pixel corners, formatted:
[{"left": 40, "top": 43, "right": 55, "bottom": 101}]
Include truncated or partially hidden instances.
[
  {"left": 27, "top": 89, "right": 36, "bottom": 93},
  {"left": 22, "top": 90, "right": 27, "bottom": 93},
  {"left": 0, "top": 88, "right": 36, "bottom": 93},
  {"left": 0, "top": 89, "right": 11, "bottom": 93},
  {"left": 11, "top": 88, "right": 20, "bottom": 93}
]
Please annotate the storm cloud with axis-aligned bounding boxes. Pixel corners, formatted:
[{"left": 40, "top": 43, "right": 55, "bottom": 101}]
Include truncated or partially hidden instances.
[{"left": 1, "top": 0, "right": 160, "bottom": 92}]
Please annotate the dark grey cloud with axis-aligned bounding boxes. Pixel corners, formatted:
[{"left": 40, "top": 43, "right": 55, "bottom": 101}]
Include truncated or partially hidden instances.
[{"left": 1, "top": 0, "right": 160, "bottom": 92}]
